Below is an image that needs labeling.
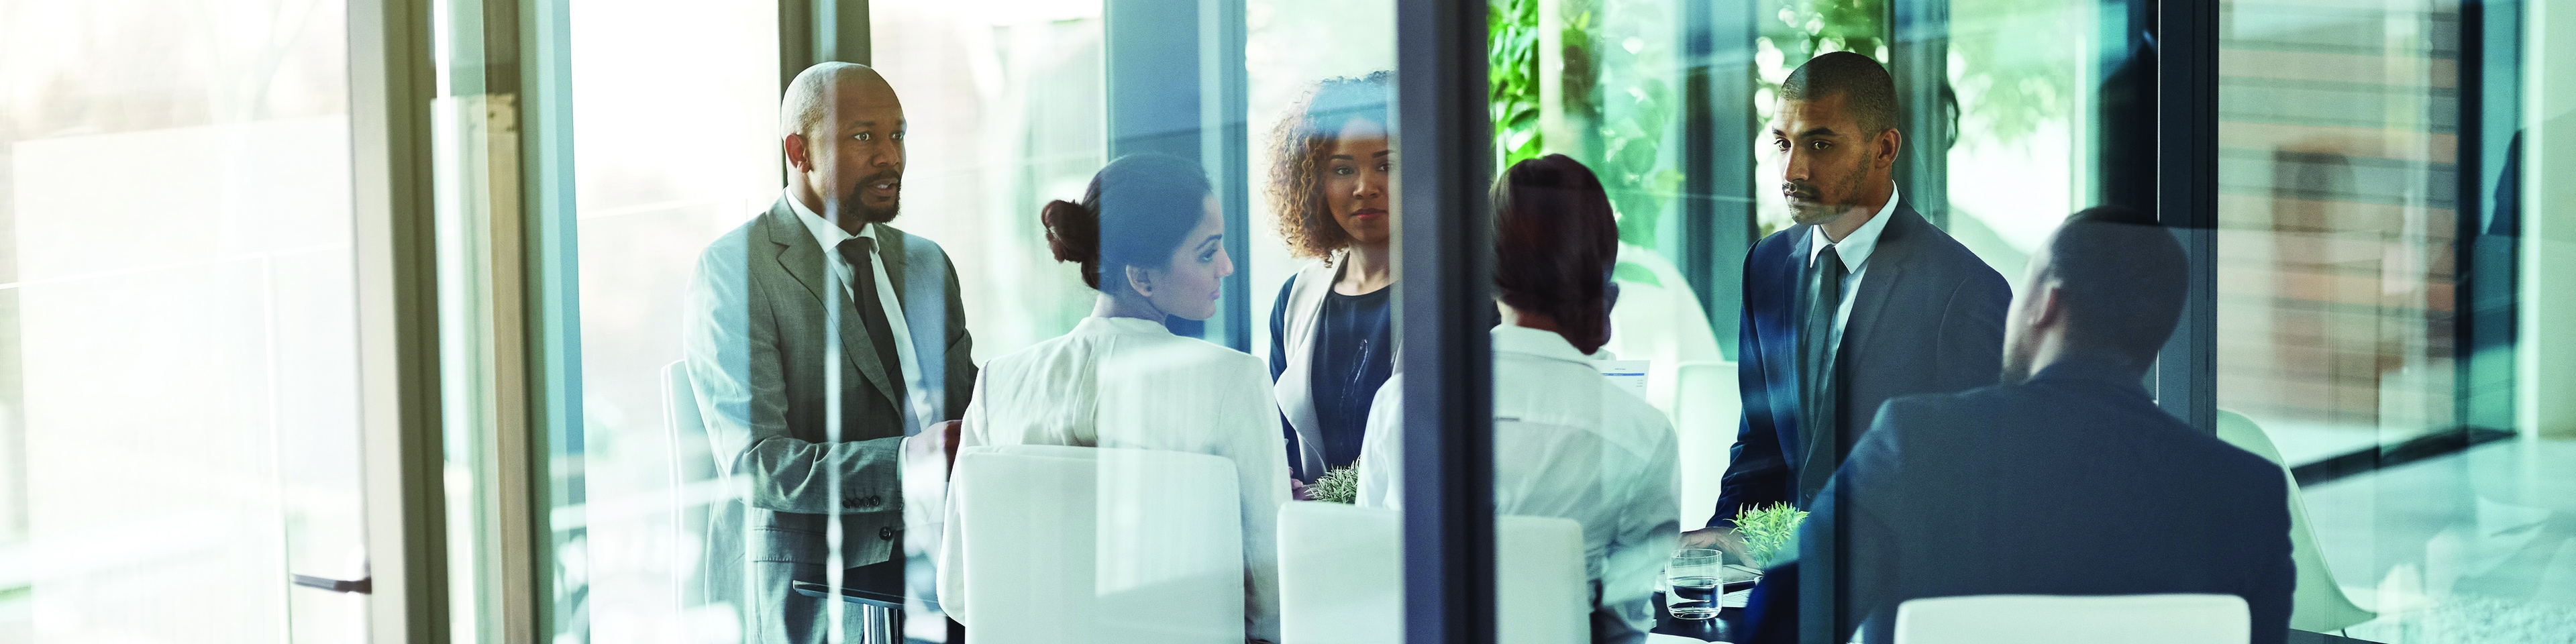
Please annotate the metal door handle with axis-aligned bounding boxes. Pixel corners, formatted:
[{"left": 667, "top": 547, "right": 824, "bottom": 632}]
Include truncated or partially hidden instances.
[{"left": 293, "top": 574, "right": 372, "bottom": 594}]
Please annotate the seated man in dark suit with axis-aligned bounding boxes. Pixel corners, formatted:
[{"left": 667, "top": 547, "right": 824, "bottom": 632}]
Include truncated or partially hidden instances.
[
  {"left": 1739, "top": 206, "right": 2294, "bottom": 644},
  {"left": 1688, "top": 51, "right": 2011, "bottom": 555}
]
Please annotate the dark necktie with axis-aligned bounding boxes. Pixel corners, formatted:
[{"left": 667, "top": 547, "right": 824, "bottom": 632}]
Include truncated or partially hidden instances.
[
  {"left": 836, "top": 236, "right": 909, "bottom": 411},
  {"left": 1796, "top": 242, "right": 1847, "bottom": 505}
]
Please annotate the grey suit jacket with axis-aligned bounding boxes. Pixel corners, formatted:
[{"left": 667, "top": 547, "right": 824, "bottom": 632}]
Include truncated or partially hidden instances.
[{"left": 682, "top": 197, "right": 978, "bottom": 569}]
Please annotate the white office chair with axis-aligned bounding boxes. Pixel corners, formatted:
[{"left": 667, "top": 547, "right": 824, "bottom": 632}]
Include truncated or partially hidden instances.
[
  {"left": 2212, "top": 409, "right": 2376, "bottom": 632},
  {"left": 661, "top": 361, "right": 750, "bottom": 626},
  {"left": 1275, "top": 502, "right": 1588, "bottom": 644},
  {"left": 948, "top": 445, "right": 1247, "bottom": 644},
  {"left": 1671, "top": 360, "right": 1740, "bottom": 530},
  {"left": 1894, "top": 594, "right": 2250, "bottom": 644}
]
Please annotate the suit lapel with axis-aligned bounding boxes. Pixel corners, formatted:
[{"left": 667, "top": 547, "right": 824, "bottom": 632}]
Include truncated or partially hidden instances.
[
  {"left": 764, "top": 201, "right": 903, "bottom": 411},
  {"left": 1839, "top": 203, "right": 1923, "bottom": 366},
  {"left": 1768, "top": 226, "right": 1816, "bottom": 461},
  {"left": 875, "top": 223, "right": 911, "bottom": 309}
]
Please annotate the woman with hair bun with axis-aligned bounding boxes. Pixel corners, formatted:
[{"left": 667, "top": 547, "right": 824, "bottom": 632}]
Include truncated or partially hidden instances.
[
  {"left": 938, "top": 153, "right": 1290, "bottom": 643},
  {"left": 1351, "top": 154, "right": 1680, "bottom": 644}
]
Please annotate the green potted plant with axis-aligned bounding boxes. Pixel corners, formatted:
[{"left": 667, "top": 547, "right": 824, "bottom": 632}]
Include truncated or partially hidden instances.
[
  {"left": 1731, "top": 503, "right": 1808, "bottom": 570},
  {"left": 1306, "top": 465, "right": 1361, "bottom": 504}
]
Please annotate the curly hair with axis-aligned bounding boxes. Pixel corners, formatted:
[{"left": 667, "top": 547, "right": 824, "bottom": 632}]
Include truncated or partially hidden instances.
[{"left": 1267, "top": 71, "right": 1393, "bottom": 264}]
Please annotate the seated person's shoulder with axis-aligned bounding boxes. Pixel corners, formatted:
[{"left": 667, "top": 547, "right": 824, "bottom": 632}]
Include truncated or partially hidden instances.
[{"left": 1871, "top": 385, "right": 2012, "bottom": 435}]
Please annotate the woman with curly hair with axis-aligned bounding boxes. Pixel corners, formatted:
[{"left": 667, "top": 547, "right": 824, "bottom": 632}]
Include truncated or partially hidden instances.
[{"left": 1266, "top": 71, "right": 1395, "bottom": 482}]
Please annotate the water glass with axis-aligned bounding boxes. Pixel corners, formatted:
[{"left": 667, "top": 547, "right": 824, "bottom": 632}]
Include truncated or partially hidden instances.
[{"left": 1666, "top": 548, "right": 1724, "bottom": 620}]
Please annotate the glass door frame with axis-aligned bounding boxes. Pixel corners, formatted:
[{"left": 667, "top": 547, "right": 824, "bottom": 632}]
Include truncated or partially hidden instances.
[{"left": 350, "top": 0, "right": 457, "bottom": 639}]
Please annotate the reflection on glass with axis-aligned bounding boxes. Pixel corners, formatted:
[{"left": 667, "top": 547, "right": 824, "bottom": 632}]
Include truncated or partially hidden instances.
[
  {"left": 0, "top": 0, "right": 369, "bottom": 641},
  {"left": 2218, "top": 1, "right": 2569, "bottom": 641}
]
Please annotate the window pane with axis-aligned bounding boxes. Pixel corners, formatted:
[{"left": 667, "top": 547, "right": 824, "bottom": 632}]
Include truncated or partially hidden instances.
[
  {"left": 0, "top": 1, "right": 371, "bottom": 641},
  {"left": 2218, "top": 0, "right": 2573, "bottom": 641}
]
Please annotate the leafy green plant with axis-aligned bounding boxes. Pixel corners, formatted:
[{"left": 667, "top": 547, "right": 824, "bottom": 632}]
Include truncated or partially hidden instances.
[
  {"left": 1488, "top": 0, "right": 1681, "bottom": 249},
  {"left": 1488, "top": 0, "right": 1545, "bottom": 168},
  {"left": 1307, "top": 466, "right": 1361, "bottom": 504},
  {"left": 1732, "top": 503, "right": 1808, "bottom": 569}
]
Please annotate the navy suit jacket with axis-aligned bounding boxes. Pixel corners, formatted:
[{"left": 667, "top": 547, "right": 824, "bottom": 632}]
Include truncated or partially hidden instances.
[
  {"left": 1714, "top": 202, "right": 2009, "bottom": 525},
  {"left": 1739, "top": 360, "right": 2296, "bottom": 644}
]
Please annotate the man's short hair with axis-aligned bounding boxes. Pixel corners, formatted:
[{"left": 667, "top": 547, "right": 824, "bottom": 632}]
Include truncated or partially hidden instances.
[
  {"left": 2044, "top": 205, "right": 2187, "bottom": 367},
  {"left": 779, "top": 62, "right": 884, "bottom": 138},
  {"left": 1780, "top": 51, "right": 1900, "bottom": 136}
]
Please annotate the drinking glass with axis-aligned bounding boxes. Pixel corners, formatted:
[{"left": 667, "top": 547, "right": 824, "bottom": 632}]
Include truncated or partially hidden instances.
[{"left": 1665, "top": 548, "right": 1724, "bottom": 620}]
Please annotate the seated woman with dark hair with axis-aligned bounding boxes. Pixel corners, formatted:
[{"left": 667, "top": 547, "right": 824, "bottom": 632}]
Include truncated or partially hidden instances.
[
  {"left": 1352, "top": 154, "right": 1681, "bottom": 644},
  {"left": 938, "top": 153, "right": 1292, "bottom": 643}
]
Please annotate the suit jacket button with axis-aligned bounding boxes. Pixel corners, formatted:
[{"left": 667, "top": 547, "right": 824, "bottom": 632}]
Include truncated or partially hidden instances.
[{"left": 878, "top": 526, "right": 895, "bottom": 540}]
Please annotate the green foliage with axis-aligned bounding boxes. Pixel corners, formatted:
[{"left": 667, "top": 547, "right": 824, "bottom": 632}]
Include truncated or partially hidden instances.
[
  {"left": 1732, "top": 503, "right": 1808, "bottom": 569},
  {"left": 1308, "top": 466, "right": 1361, "bottom": 504},
  {"left": 1489, "top": 0, "right": 1545, "bottom": 168},
  {"left": 1487, "top": 0, "right": 1682, "bottom": 248}
]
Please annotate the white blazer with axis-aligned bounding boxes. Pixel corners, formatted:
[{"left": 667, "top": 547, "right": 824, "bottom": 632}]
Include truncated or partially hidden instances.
[
  {"left": 1354, "top": 325, "right": 1682, "bottom": 642},
  {"left": 942, "top": 316, "right": 1293, "bottom": 641}
]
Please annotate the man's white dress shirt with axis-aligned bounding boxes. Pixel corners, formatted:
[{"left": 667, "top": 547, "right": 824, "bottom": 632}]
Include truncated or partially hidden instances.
[
  {"left": 1805, "top": 183, "right": 1898, "bottom": 351},
  {"left": 1353, "top": 325, "right": 1682, "bottom": 642},
  {"left": 939, "top": 315, "right": 1292, "bottom": 641}
]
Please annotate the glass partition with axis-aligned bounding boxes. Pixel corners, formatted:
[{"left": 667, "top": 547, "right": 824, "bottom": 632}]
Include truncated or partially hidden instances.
[{"left": 0, "top": 0, "right": 375, "bottom": 641}]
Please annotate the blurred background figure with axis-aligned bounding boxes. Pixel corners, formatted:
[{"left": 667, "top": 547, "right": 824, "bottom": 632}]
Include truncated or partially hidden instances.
[
  {"left": 1266, "top": 72, "right": 1398, "bottom": 484},
  {"left": 940, "top": 153, "right": 1292, "bottom": 643},
  {"left": 1355, "top": 154, "right": 1680, "bottom": 644}
]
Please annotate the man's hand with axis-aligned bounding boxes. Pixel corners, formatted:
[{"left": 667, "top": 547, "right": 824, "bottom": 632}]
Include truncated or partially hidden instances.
[
  {"left": 928, "top": 420, "right": 964, "bottom": 477},
  {"left": 1682, "top": 526, "right": 1752, "bottom": 562}
]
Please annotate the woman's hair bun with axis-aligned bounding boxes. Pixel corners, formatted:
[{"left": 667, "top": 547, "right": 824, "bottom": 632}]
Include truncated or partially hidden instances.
[
  {"left": 1046, "top": 154, "right": 1213, "bottom": 292},
  {"left": 1041, "top": 199, "right": 1102, "bottom": 273}
]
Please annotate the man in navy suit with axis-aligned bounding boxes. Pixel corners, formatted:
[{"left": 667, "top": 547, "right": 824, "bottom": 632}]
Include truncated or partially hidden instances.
[
  {"left": 1739, "top": 207, "right": 2296, "bottom": 644},
  {"left": 1686, "top": 52, "right": 2010, "bottom": 551}
]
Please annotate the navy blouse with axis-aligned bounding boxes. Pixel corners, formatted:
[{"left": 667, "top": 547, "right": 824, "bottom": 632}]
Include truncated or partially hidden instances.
[{"left": 1269, "top": 274, "right": 1396, "bottom": 480}]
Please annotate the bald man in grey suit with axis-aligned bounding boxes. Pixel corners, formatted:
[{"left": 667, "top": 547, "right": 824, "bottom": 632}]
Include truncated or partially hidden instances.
[{"left": 684, "top": 62, "right": 977, "bottom": 644}]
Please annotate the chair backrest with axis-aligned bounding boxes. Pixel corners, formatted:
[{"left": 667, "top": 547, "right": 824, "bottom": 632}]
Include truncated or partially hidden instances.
[
  {"left": 2213, "top": 409, "right": 2375, "bottom": 631},
  {"left": 662, "top": 361, "right": 746, "bottom": 617},
  {"left": 1276, "top": 502, "right": 1588, "bottom": 644},
  {"left": 1894, "top": 594, "right": 2251, "bottom": 644},
  {"left": 1671, "top": 360, "right": 1739, "bottom": 530},
  {"left": 949, "top": 444, "right": 1247, "bottom": 644}
]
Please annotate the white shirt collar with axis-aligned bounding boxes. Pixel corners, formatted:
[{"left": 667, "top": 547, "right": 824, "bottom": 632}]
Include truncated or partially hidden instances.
[
  {"left": 1491, "top": 325, "right": 1590, "bottom": 365},
  {"left": 1076, "top": 315, "right": 1176, "bottom": 337},
  {"left": 1807, "top": 182, "right": 1898, "bottom": 272},
  {"left": 786, "top": 189, "right": 882, "bottom": 252}
]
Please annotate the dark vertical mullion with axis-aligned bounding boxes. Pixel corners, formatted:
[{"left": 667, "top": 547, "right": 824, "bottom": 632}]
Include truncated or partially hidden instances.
[
  {"left": 2155, "top": 0, "right": 2219, "bottom": 433},
  {"left": 780, "top": 0, "right": 814, "bottom": 95},
  {"left": 1202, "top": 0, "right": 1253, "bottom": 352},
  {"left": 1890, "top": 0, "right": 1950, "bottom": 227},
  {"left": 2457, "top": 0, "right": 2523, "bottom": 437},
  {"left": 1682, "top": 0, "right": 1758, "bottom": 358},
  {"left": 1396, "top": 0, "right": 1496, "bottom": 643},
  {"left": 780, "top": 0, "right": 872, "bottom": 93}
]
